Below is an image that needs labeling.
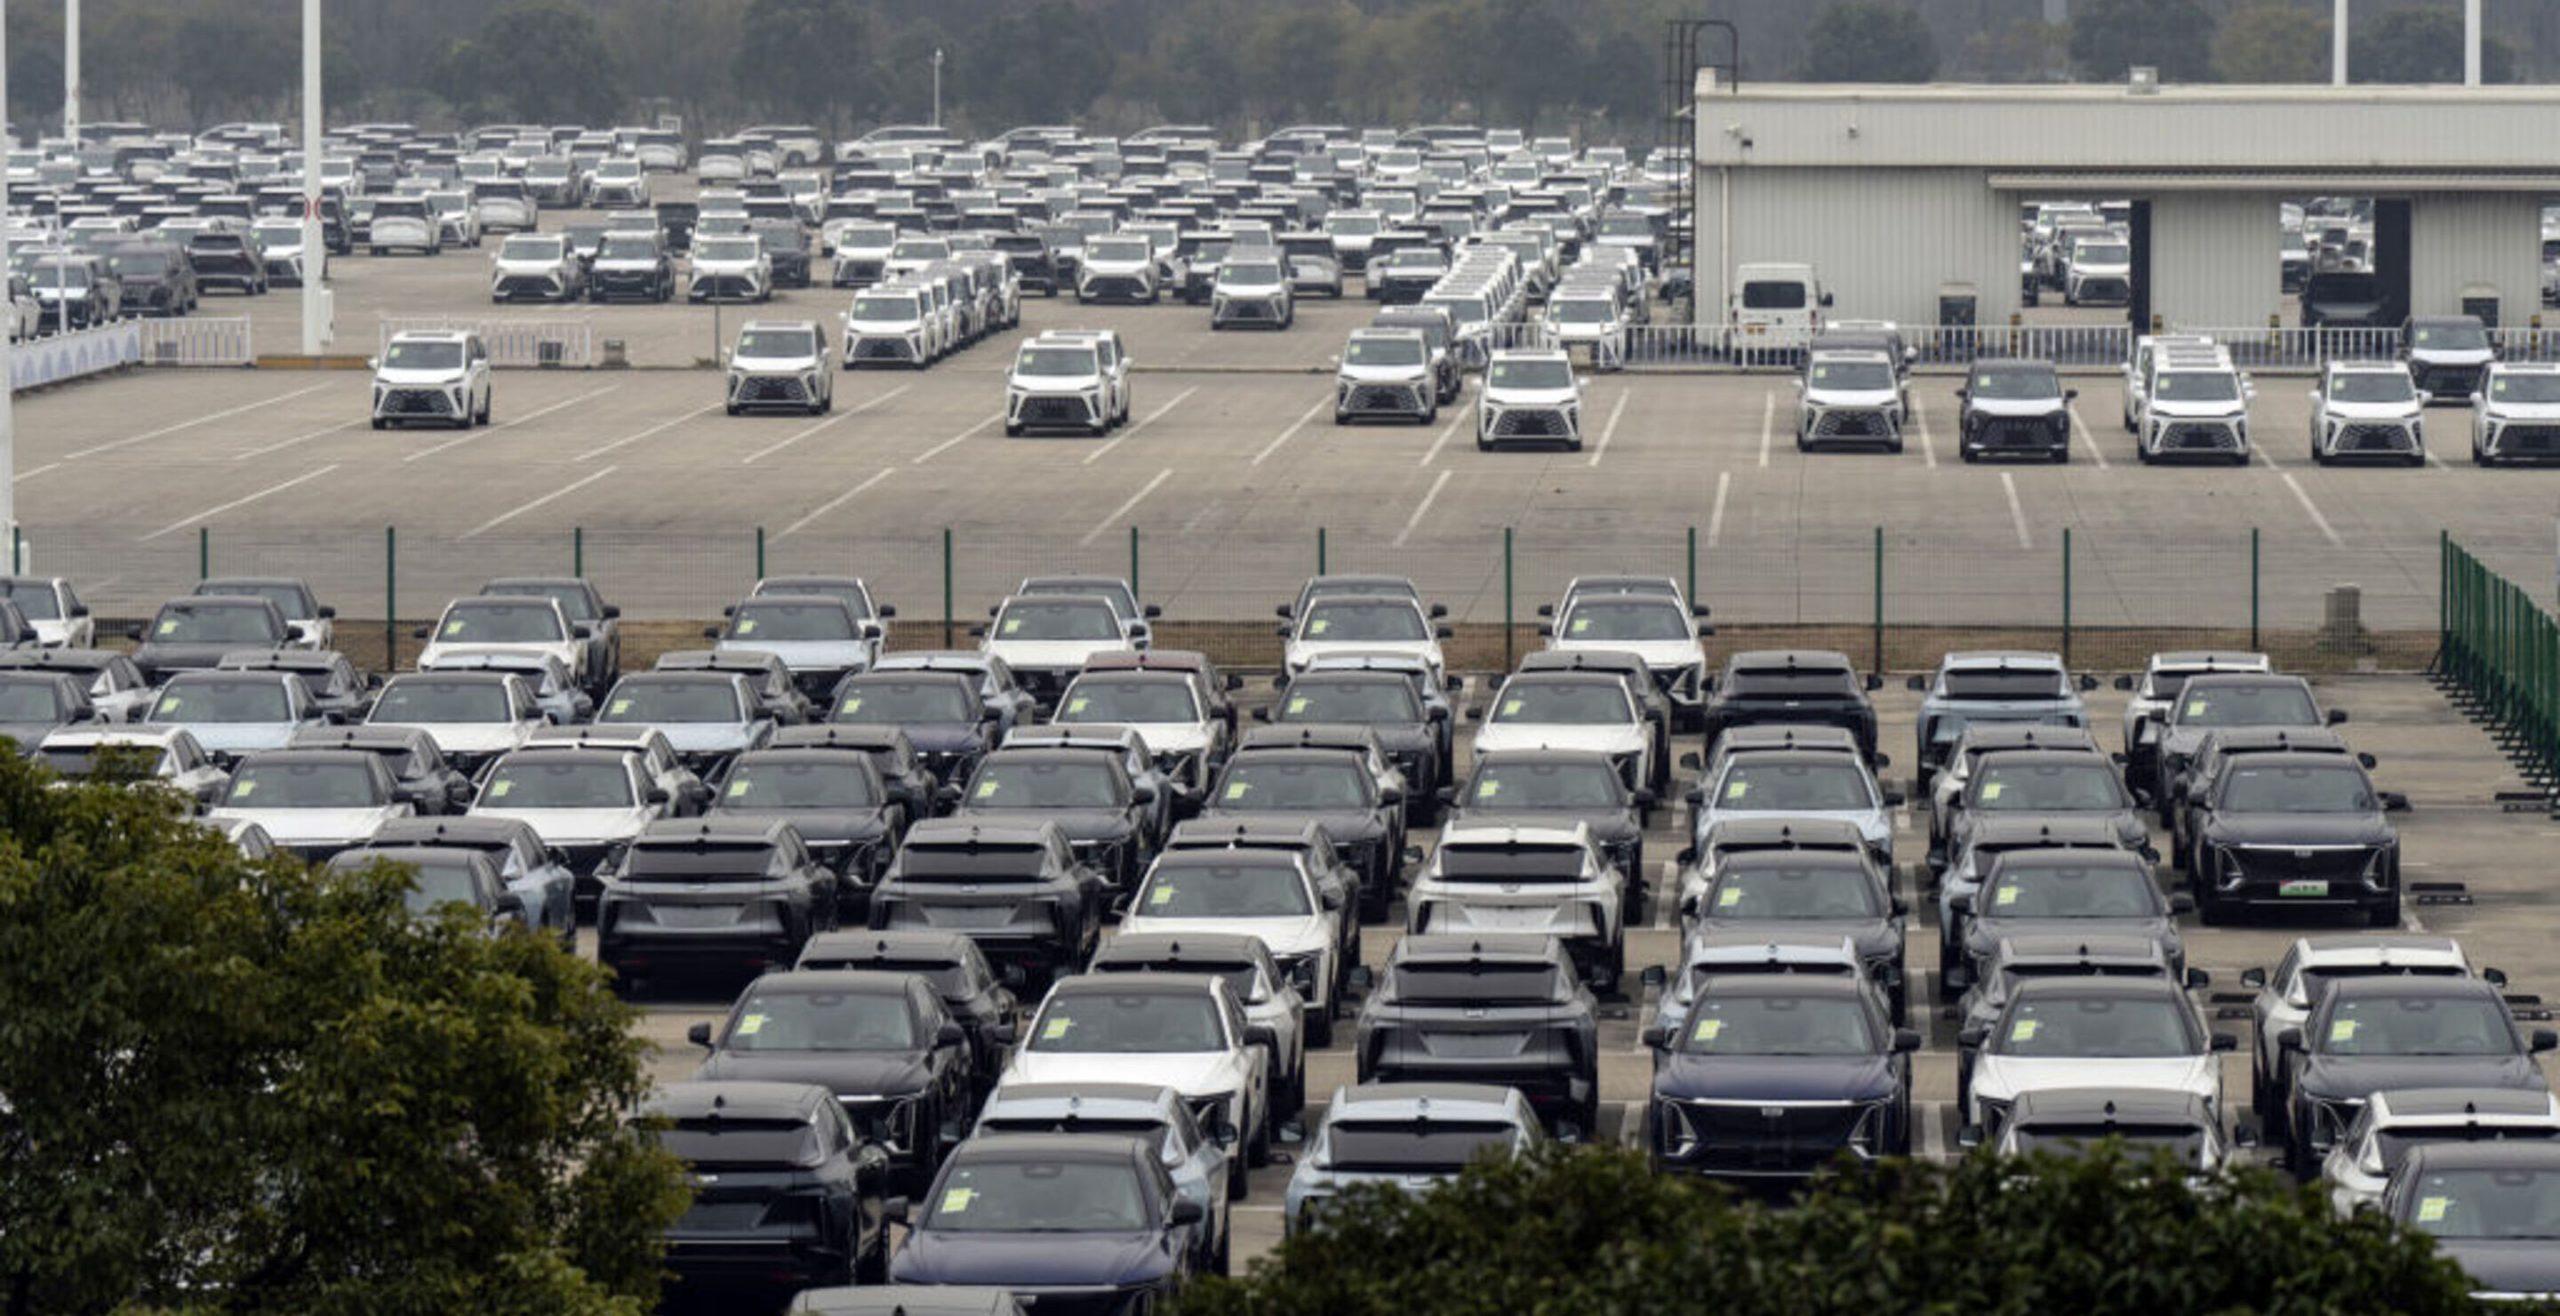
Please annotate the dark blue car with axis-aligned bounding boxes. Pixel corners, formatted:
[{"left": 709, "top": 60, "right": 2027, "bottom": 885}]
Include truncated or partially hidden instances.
[
  {"left": 888, "top": 1133, "right": 1204, "bottom": 1311},
  {"left": 1643, "top": 972, "right": 1917, "bottom": 1186}
]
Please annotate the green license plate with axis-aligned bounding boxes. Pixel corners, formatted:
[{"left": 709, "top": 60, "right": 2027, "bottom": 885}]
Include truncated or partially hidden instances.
[{"left": 2278, "top": 880, "right": 2329, "bottom": 898}]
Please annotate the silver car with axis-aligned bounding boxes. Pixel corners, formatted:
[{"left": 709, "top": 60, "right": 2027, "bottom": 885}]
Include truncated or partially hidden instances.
[{"left": 1284, "top": 1082, "right": 1542, "bottom": 1238}]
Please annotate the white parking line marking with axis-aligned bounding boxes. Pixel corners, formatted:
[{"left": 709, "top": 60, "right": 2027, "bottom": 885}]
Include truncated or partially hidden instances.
[
  {"left": 2256, "top": 444, "right": 2284, "bottom": 471},
  {"left": 2424, "top": 446, "right": 2450, "bottom": 471},
  {"left": 1758, "top": 392, "right": 1774, "bottom": 467},
  {"left": 1082, "top": 386, "right": 1197, "bottom": 465},
  {"left": 576, "top": 403, "right": 722, "bottom": 461},
  {"left": 1419, "top": 412, "right": 1463, "bottom": 466},
  {"left": 1080, "top": 468, "right": 1173, "bottom": 546},
  {"left": 2068, "top": 403, "right": 2111, "bottom": 469},
  {"left": 1585, "top": 392, "right": 1629, "bottom": 468},
  {"left": 66, "top": 383, "right": 332, "bottom": 461},
  {"left": 140, "top": 465, "right": 342, "bottom": 541},
  {"left": 2281, "top": 471, "right": 2347, "bottom": 547},
  {"left": 2000, "top": 471, "right": 2032, "bottom": 549},
  {"left": 459, "top": 466, "right": 619, "bottom": 539},
  {"left": 777, "top": 468, "right": 895, "bottom": 538},
  {"left": 1706, "top": 471, "right": 1732, "bottom": 547},
  {"left": 16, "top": 463, "right": 58, "bottom": 482},
  {"left": 1390, "top": 469, "right": 1454, "bottom": 548},
  {"left": 1914, "top": 400, "right": 1938, "bottom": 469},
  {"left": 234, "top": 419, "right": 363, "bottom": 460},
  {"left": 1917, "top": 1100, "right": 1948, "bottom": 1161},
  {"left": 403, "top": 385, "right": 616, "bottom": 462},
  {"left": 911, "top": 412, "right": 1003, "bottom": 465},
  {"left": 1251, "top": 398, "right": 1330, "bottom": 466},
  {"left": 740, "top": 385, "right": 911, "bottom": 464}
]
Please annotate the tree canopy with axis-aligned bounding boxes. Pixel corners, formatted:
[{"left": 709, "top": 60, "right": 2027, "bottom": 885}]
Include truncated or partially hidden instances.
[
  {"left": 0, "top": 749, "right": 688, "bottom": 1314},
  {"left": 2066, "top": 0, "right": 2217, "bottom": 83},
  {"left": 2349, "top": 7, "right": 2517, "bottom": 84},
  {"left": 1802, "top": 2, "right": 1942, "bottom": 83}
]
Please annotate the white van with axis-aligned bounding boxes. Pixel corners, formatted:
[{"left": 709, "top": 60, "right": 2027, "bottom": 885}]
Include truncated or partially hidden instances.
[{"left": 1731, "top": 262, "right": 1830, "bottom": 361}]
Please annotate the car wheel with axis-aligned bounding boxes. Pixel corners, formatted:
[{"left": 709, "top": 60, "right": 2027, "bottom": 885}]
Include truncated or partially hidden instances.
[
  {"left": 2368, "top": 900, "right": 2401, "bottom": 928},
  {"left": 1307, "top": 1008, "right": 1334, "bottom": 1051},
  {"left": 1004, "top": 423, "right": 1023, "bottom": 437},
  {"left": 1225, "top": 1143, "right": 1249, "bottom": 1200},
  {"left": 1247, "top": 1103, "right": 1273, "bottom": 1169},
  {"left": 370, "top": 418, "right": 387, "bottom": 431},
  {"left": 854, "top": 1227, "right": 889, "bottom": 1285}
]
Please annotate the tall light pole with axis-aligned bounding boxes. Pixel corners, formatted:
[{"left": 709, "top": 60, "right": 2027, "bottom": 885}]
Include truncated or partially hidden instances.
[
  {"left": 61, "top": 0, "right": 76, "bottom": 145},
  {"left": 3, "top": 0, "right": 17, "bottom": 570},
  {"left": 2464, "top": 0, "right": 2481, "bottom": 85},
  {"left": 301, "top": 0, "right": 324, "bottom": 355},
  {"left": 931, "top": 49, "right": 943, "bottom": 128},
  {"left": 2332, "top": 0, "right": 2348, "bottom": 86}
]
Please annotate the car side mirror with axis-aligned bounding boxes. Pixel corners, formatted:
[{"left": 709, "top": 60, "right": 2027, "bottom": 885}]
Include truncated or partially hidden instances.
[
  {"left": 1881, "top": 788, "right": 1905, "bottom": 808},
  {"left": 2534, "top": 1029, "right": 2559, "bottom": 1055},
  {"left": 2277, "top": 1027, "right": 2304, "bottom": 1052},
  {"left": 411, "top": 626, "right": 430, "bottom": 640},
  {"left": 1131, "top": 781, "right": 1157, "bottom": 805},
  {"left": 687, "top": 1021, "right": 714, "bottom": 1049},
  {"left": 365, "top": 356, "right": 380, "bottom": 370},
  {"left": 1630, "top": 788, "right": 1656, "bottom": 808},
  {"left": 2380, "top": 792, "right": 2410, "bottom": 813},
  {"left": 987, "top": 1021, "right": 1018, "bottom": 1045},
  {"left": 601, "top": 604, "right": 621, "bottom": 620},
  {"left": 1949, "top": 893, "right": 1973, "bottom": 915},
  {"left": 2357, "top": 752, "right": 2378, "bottom": 770},
  {"left": 1428, "top": 603, "right": 1449, "bottom": 619},
  {"left": 1890, "top": 896, "right": 1910, "bottom": 917},
  {"left": 2185, "top": 967, "right": 2213, "bottom": 990},
  {"left": 1224, "top": 674, "right": 1244, "bottom": 692},
  {"left": 1957, "top": 1123, "right": 1984, "bottom": 1149},
  {"left": 1872, "top": 752, "right": 1891, "bottom": 769},
  {"left": 1536, "top": 625, "right": 1552, "bottom": 638},
  {"left": 2211, "top": 1032, "right": 2239, "bottom": 1053},
  {"left": 2170, "top": 893, "right": 2196, "bottom": 915},
  {"left": 1144, "top": 604, "right": 1163, "bottom": 619},
  {"left": 1639, "top": 1021, "right": 1668, "bottom": 1049},
  {"left": 1638, "top": 964, "right": 1667, "bottom": 991},
  {"left": 2064, "top": 388, "right": 2079, "bottom": 401},
  {"left": 1345, "top": 965, "right": 1374, "bottom": 993},
  {"left": 1864, "top": 674, "right": 1884, "bottom": 691},
  {"left": 1168, "top": 1196, "right": 1206, "bottom": 1227},
  {"left": 1535, "top": 604, "right": 1555, "bottom": 618},
  {"left": 2486, "top": 967, "right": 2511, "bottom": 989},
  {"left": 645, "top": 787, "right": 670, "bottom": 807},
  {"left": 1434, "top": 626, "right": 1453, "bottom": 640},
  {"left": 1677, "top": 752, "right": 1702, "bottom": 771},
  {"left": 1274, "top": 604, "right": 1293, "bottom": 619},
  {"left": 882, "top": 1196, "right": 910, "bottom": 1225},
  {"left": 1957, "top": 1025, "right": 1986, "bottom": 1049},
  {"left": 936, "top": 1018, "right": 964, "bottom": 1046},
  {"left": 2239, "top": 966, "right": 2268, "bottom": 989},
  {"left": 701, "top": 626, "right": 721, "bottom": 639},
  {"left": 969, "top": 625, "right": 987, "bottom": 639},
  {"left": 2077, "top": 674, "right": 2099, "bottom": 692},
  {"left": 1892, "top": 1028, "right": 1921, "bottom": 1053},
  {"left": 1250, "top": 707, "right": 1271, "bottom": 723},
  {"left": 2326, "top": 709, "right": 2349, "bottom": 726}
]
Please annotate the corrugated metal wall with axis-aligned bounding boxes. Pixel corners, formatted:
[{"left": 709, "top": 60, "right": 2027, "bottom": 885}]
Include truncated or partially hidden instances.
[
  {"left": 2410, "top": 194, "right": 2542, "bottom": 324},
  {"left": 1709, "top": 167, "right": 2016, "bottom": 330},
  {"left": 2149, "top": 192, "right": 2280, "bottom": 329}
]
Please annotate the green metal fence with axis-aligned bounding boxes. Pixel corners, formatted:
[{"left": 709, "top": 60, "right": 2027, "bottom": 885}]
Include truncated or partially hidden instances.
[{"left": 2438, "top": 533, "right": 2560, "bottom": 791}]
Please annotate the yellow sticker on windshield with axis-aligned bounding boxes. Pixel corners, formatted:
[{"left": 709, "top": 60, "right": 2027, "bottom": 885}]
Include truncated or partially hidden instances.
[
  {"left": 234, "top": 780, "right": 257, "bottom": 798},
  {"left": 2417, "top": 1196, "right": 2449, "bottom": 1223},
  {"left": 2331, "top": 1019, "right": 2358, "bottom": 1043},
  {"left": 490, "top": 780, "right": 513, "bottom": 798},
  {"left": 1150, "top": 885, "right": 1176, "bottom": 906},
  {"left": 1066, "top": 697, "right": 1089, "bottom": 715},
  {"left": 1477, "top": 780, "right": 1499, "bottom": 798},
  {"left": 2011, "top": 1019, "right": 2040, "bottom": 1042},
  {"left": 608, "top": 699, "right": 631, "bottom": 716},
  {"left": 727, "top": 780, "right": 750, "bottom": 797},
  {"left": 157, "top": 697, "right": 182, "bottom": 714},
  {"left": 840, "top": 698, "right": 861, "bottom": 715},
  {"left": 1995, "top": 886, "right": 2019, "bottom": 907},
  {"left": 445, "top": 620, "right": 466, "bottom": 636},
  {"left": 976, "top": 780, "right": 1000, "bottom": 798},
  {"left": 1717, "top": 886, "right": 1741, "bottom": 907},
  {"left": 2186, "top": 700, "right": 2207, "bottom": 717},
  {"left": 942, "top": 1187, "right": 976, "bottom": 1213},
  {"left": 1308, "top": 619, "right": 1330, "bottom": 635},
  {"left": 1225, "top": 782, "right": 1250, "bottom": 800},
  {"left": 1001, "top": 618, "right": 1021, "bottom": 634},
  {"left": 1692, "top": 1018, "right": 1723, "bottom": 1042},
  {"left": 736, "top": 1013, "right": 766, "bottom": 1036},
  {"left": 1569, "top": 618, "right": 1590, "bottom": 634},
  {"left": 1041, "top": 1016, "right": 1074, "bottom": 1040},
  {"left": 1287, "top": 697, "right": 1309, "bottom": 715},
  {"left": 735, "top": 619, "right": 757, "bottom": 635},
  {"left": 1981, "top": 783, "right": 2004, "bottom": 801},
  {"left": 1725, "top": 781, "right": 1748, "bottom": 800},
  {"left": 157, "top": 620, "right": 179, "bottom": 636},
  {"left": 1501, "top": 700, "right": 1523, "bottom": 717}
]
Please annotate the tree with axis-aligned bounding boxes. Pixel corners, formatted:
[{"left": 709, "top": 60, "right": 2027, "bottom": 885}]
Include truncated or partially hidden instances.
[
  {"left": 2067, "top": 0, "right": 2215, "bottom": 83},
  {"left": 2214, "top": 2, "right": 2329, "bottom": 82},
  {"left": 1801, "top": 2, "right": 1940, "bottom": 83},
  {"left": 1955, "top": 18, "right": 2068, "bottom": 82},
  {"left": 955, "top": 0, "right": 1116, "bottom": 130},
  {"left": 1176, "top": 1143, "right": 2482, "bottom": 1315},
  {"left": 2350, "top": 7, "right": 2516, "bottom": 83},
  {"left": 433, "top": 1, "right": 621, "bottom": 125},
  {"left": 0, "top": 750, "right": 689, "bottom": 1313},
  {"left": 731, "top": 0, "right": 877, "bottom": 135}
]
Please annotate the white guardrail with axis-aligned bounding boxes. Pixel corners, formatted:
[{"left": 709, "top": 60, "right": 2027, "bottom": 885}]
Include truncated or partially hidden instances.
[
  {"left": 377, "top": 316, "right": 595, "bottom": 368},
  {"left": 1478, "top": 321, "right": 2560, "bottom": 372},
  {"left": 136, "top": 316, "right": 255, "bottom": 367},
  {"left": 10, "top": 320, "right": 140, "bottom": 391}
]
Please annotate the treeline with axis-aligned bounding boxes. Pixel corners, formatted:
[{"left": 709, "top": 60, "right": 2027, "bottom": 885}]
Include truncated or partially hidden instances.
[{"left": 3, "top": 0, "right": 2551, "bottom": 143}]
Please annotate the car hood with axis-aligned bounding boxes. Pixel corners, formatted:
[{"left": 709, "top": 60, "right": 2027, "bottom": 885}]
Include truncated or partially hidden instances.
[
  {"left": 2297, "top": 1053, "right": 2544, "bottom": 1101},
  {"left": 1339, "top": 363, "right": 1430, "bottom": 385},
  {"left": 2437, "top": 1240, "right": 2560, "bottom": 1298},
  {"left": 375, "top": 367, "right": 467, "bottom": 387},
  {"left": 205, "top": 803, "right": 406, "bottom": 843},
  {"left": 2322, "top": 400, "right": 2420, "bottom": 421},
  {"left": 692, "top": 1049, "right": 933, "bottom": 1096},
  {"left": 846, "top": 316, "right": 925, "bottom": 333},
  {"left": 1484, "top": 385, "right": 1579, "bottom": 406},
  {"left": 731, "top": 353, "right": 823, "bottom": 373},
  {"left": 2411, "top": 347, "right": 2494, "bottom": 367},
  {"left": 491, "top": 257, "right": 565, "bottom": 275},
  {"left": 419, "top": 638, "right": 580, "bottom": 671},
  {"left": 1550, "top": 636, "right": 1699, "bottom": 671},
  {"left": 984, "top": 637, "right": 1120, "bottom": 671},
  {"left": 157, "top": 721, "right": 302, "bottom": 755},
  {"left": 1974, "top": 1053, "right": 2218, "bottom": 1105},
  {"left": 955, "top": 805, "right": 1133, "bottom": 843},
  {"left": 693, "top": 256, "right": 764, "bottom": 271},
  {"left": 1289, "top": 638, "right": 1441, "bottom": 672},
  {"left": 2205, "top": 813, "right": 2391, "bottom": 847},
  {"left": 1806, "top": 387, "right": 1900, "bottom": 408},
  {"left": 1969, "top": 396, "right": 2067, "bottom": 419},
  {"left": 892, "top": 1227, "right": 1174, "bottom": 1289},
  {"left": 2148, "top": 397, "right": 2246, "bottom": 419},
  {"left": 466, "top": 805, "right": 648, "bottom": 845},
  {"left": 370, "top": 719, "right": 530, "bottom": 756},
  {"left": 1011, "top": 372, "right": 1104, "bottom": 393},
  {"left": 1118, "top": 911, "right": 1334, "bottom": 956},
  {"left": 0, "top": 720, "right": 66, "bottom": 748},
  {"left": 1004, "top": 1048, "right": 1247, "bottom": 1098},
  {"left": 1655, "top": 1052, "right": 1896, "bottom": 1103}
]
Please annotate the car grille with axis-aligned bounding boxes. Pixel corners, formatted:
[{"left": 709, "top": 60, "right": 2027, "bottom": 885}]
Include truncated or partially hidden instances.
[
  {"left": 2413, "top": 363, "right": 2482, "bottom": 396},
  {"left": 2491, "top": 423, "right": 2560, "bottom": 455},
  {"left": 2230, "top": 845, "right": 2374, "bottom": 885},
  {"left": 833, "top": 259, "right": 884, "bottom": 285},
  {"left": 381, "top": 388, "right": 454, "bottom": 417},
  {"left": 736, "top": 376, "right": 811, "bottom": 404},
  {"left": 836, "top": 1095, "right": 915, "bottom": 1155},
  {"left": 2337, "top": 423, "right": 2414, "bottom": 453},
  {"left": 1813, "top": 409, "right": 1890, "bottom": 438},
  {"left": 1346, "top": 383, "right": 1426, "bottom": 413},
  {"left": 1491, "top": 408, "right": 1572, "bottom": 438},
  {"left": 1218, "top": 298, "right": 1281, "bottom": 321},
  {"left": 1084, "top": 275, "right": 1147, "bottom": 299},
  {"left": 2073, "top": 277, "right": 2129, "bottom": 303},
  {"left": 695, "top": 275, "right": 758, "bottom": 297},
  {"left": 1979, "top": 418, "right": 2058, "bottom": 449},
  {"left": 596, "top": 270, "right": 657, "bottom": 289},
  {"left": 495, "top": 274, "right": 561, "bottom": 297},
  {"left": 1018, "top": 396, "right": 1097, "bottom": 426},
  {"left": 1663, "top": 1099, "right": 1870, "bottom": 1173},
  {"left": 2162, "top": 422, "right": 2240, "bottom": 451},
  {"left": 853, "top": 336, "right": 921, "bottom": 362}
]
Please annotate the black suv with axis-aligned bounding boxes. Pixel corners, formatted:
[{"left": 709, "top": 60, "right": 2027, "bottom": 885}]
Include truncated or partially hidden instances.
[
  {"left": 597, "top": 817, "right": 836, "bottom": 988},
  {"left": 953, "top": 747, "right": 1157, "bottom": 895},
  {"left": 644, "top": 1080, "right": 892, "bottom": 1304},
  {"left": 868, "top": 818, "right": 1105, "bottom": 994},
  {"left": 1701, "top": 649, "right": 1883, "bottom": 762},
  {"left": 1643, "top": 972, "right": 1916, "bottom": 1183},
  {"left": 2183, "top": 749, "right": 2407, "bottom": 927},
  {"left": 185, "top": 230, "right": 266, "bottom": 295},
  {"left": 1204, "top": 745, "right": 1407, "bottom": 921},
  {"left": 989, "top": 231, "right": 1060, "bottom": 296},
  {"left": 1353, "top": 933, "right": 1600, "bottom": 1138},
  {"left": 1957, "top": 358, "right": 2074, "bottom": 463},
  {"left": 709, "top": 747, "right": 907, "bottom": 919},
  {"left": 2278, "top": 975, "right": 2558, "bottom": 1176},
  {"left": 103, "top": 242, "right": 199, "bottom": 316},
  {"left": 797, "top": 928, "right": 1023, "bottom": 1098},
  {"left": 754, "top": 218, "right": 815, "bottom": 288},
  {"left": 1269, "top": 668, "right": 1448, "bottom": 825}
]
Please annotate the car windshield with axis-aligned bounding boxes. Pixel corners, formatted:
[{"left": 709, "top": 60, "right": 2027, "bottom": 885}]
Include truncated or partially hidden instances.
[
  {"left": 1329, "top": 216, "right": 1380, "bottom": 236},
  {"left": 1136, "top": 858, "right": 1311, "bottom": 918},
  {"left": 1487, "top": 358, "right": 1571, "bottom": 389},
  {"left": 2411, "top": 323, "right": 2490, "bottom": 351},
  {"left": 480, "top": 758, "right": 633, "bottom": 808},
  {"left": 397, "top": 859, "right": 487, "bottom": 917},
  {"left": 371, "top": 677, "right": 512, "bottom": 723},
  {"left": 2402, "top": 1166, "right": 2560, "bottom": 1240},
  {"left": 1488, "top": 680, "right": 1631, "bottom": 726},
  {"left": 498, "top": 237, "right": 559, "bottom": 260},
  {"left": 150, "top": 679, "right": 290, "bottom": 724},
  {"left": 1678, "top": 992, "right": 1876, "bottom": 1055},
  {"left": 1276, "top": 679, "right": 1419, "bottom": 724},
  {"left": 1810, "top": 359, "right": 1895, "bottom": 391},
  {"left": 2489, "top": 373, "right": 2560, "bottom": 404},
  {"left": 994, "top": 599, "right": 1118, "bottom": 640},
  {"left": 623, "top": 841, "right": 781, "bottom": 880},
  {"left": 1429, "top": 296, "right": 1488, "bottom": 323},
  {"left": 436, "top": 601, "right": 564, "bottom": 644},
  {"left": 1325, "top": 1119, "right": 1516, "bottom": 1172},
  {"left": 1705, "top": 862, "right": 1883, "bottom": 919},
  {"left": 721, "top": 759, "right": 875, "bottom": 808},
  {"left": 36, "top": 744, "right": 169, "bottom": 778},
  {"left": 728, "top": 601, "right": 851, "bottom": 641},
  {"left": 721, "top": 988, "right": 913, "bottom": 1051},
  {"left": 2321, "top": 994, "right": 2516, "bottom": 1057},
  {"left": 1982, "top": 860, "right": 2160, "bottom": 918},
  {"left": 2178, "top": 683, "right": 2318, "bottom": 728},
  {"left": 1060, "top": 678, "right": 1197, "bottom": 724},
  {"left": 851, "top": 296, "right": 917, "bottom": 320},
  {"left": 596, "top": 236, "right": 655, "bottom": 260},
  {"left": 1217, "top": 759, "right": 1368, "bottom": 810},
  {"left": 2013, "top": 1124, "right": 2209, "bottom": 1165},
  {"left": 1970, "top": 367, "right": 2062, "bottom": 400},
  {"left": 1549, "top": 299, "right": 1614, "bottom": 324},
  {"left": 1030, "top": 992, "right": 1223, "bottom": 1053},
  {"left": 735, "top": 329, "right": 813, "bottom": 358},
  {"left": 1742, "top": 280, "right": 1806, "bottom": 310},
  {"left": 383, "top": 341, "right": 463, "bottom": 370},
  {"left": 1972, "top": 760, "right": 2126, "bottom": 811},
  {"left": 600, "top": 681, "right": 742, "bottom": 724},
  {"left": 30, "top": 263, "right": 89, "bottom": 289},
  {"left": 980, "top": 1116, "right": 1172, "bottom": 1157},
  {"left": 1559, "top": 598, "right": 1688, "bottom": 642},
  {"left": 1466, "top": 759, "right": 1622, "bottom": 809},
  {"left": 1724, "top": 666, "right": 1856, "bottom": 698},
  {"left": 0, "top": 582, "right": 57, "bottom": 620},
  {"left": 2332, "top": 372, "right": 2416, "bottom": 404},
  {"left": 655, "top": 1114, "right": 824, "bottom": 1172},
  {"left": 1995, "top": 994, "right": 2197, "bottom": 1057},
  {"left": 969, "top": 760, "right": 1123, "bottom": 809},
  {"left": 2221, "top": 762, "right": 2374, "bottom": 812},
  {"left": 695, "top": 238, "right": 758, "bottom": 261},
  {"left": 1301, "top": 600, "right": 1425, "bottom": 642},
  {"left": 2076, "top": 242, "right": 2128, "bottom": 264},
  {"left": 112, "top": 251, "right": 169, "bottom": 277},
  {"left": 2153, "top": 371, "right": 2239, "bottom": 402},
  {"left": 1014, "top": 346, "right": 1099, "bottom": 378},
  {"left": 1221, "top": 262, "right": 1281, "bottom": 284},
  {"left": 833, "top": 679, "right": 975, "bottom": 724},
  {"left": 889, "top": 240, "right": 947, "bottom": 260},
  {"left": 2375, "top": 1127, "right": 2560, "bottom": 1169},
  {"left": 1714, "top": 761, "right": 1874, "bottom": 811},
  {"left": 0, "top": 681, "right": 64, "bottom": 721},
  {"left": 226, "top": 760, "right": 379, "bottom": 808},
  {"left": 922, "top": 1159, "right": 1150, "bottom": 1232}
]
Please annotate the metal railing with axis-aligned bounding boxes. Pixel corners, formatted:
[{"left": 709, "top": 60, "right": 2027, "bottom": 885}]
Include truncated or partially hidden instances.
[
  {"left": 1466, "top": 321, "right": 2560, "bottom": 374},
  {"left": 376, "top": 315, "right": 595, "bottom": 368},
  {"left": 9, "top": 320, "right": 140, "bottom": 391},
  {"left": 136, "top": 316, "right": 255, "bottom": 367},
  {"left": 2436, "top": 534, "right": 2560, "bottom": 796}
]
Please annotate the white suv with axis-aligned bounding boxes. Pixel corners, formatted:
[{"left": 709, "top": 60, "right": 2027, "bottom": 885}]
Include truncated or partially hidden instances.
[
  {"left": 2125, "top": 337, "right": 2253, "bottom": 465},
  {"left": 1334, "top": 328, "right": 1438, "bottom": 425},
  {"left": 2470, "top": 361, "right": 2560, "bottom": 466},
  {"left": 1077, "top": 234, "right": 1161, "bottom": 304},
  {"left": 842, "top": 285, "right": 941, "bottom": 367},
  {"left": 489, "top": 233, "right": 582, "bottom": 304},
  {"left": 2308, "top": 359, "right": 2424, "bottom": 466},
  {"left": 1038, "top": 329, "right": 1132, "bottom": 427},
  {"left": 1795, "top": 350, "right": 1905, "bottom": 452},
  {"left": 687, "top": 234, "right": 772, "bottom": 303},
  {"left": 1211, "top": 256, "right": 1294, "bottom": 330},
  {"left": 1476, "top": 348, "right": 1582, "bottom": 452},
  {"left": 1006, "top": 335, "right": 1115, "bottom": 437},
  {"left": 725, "top": 320, "right": 834, "bottom": 416},
  {"left": 371, "top": 330, "right": 492, "bottom": 431}
]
